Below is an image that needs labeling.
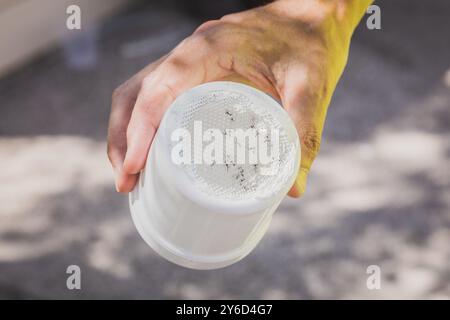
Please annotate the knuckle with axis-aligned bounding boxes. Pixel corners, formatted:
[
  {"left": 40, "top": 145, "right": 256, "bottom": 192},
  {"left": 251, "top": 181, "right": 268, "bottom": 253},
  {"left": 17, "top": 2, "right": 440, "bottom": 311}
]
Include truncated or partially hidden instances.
[
  {"left": 220, "top": 13, "right": 242, "bottom": 23},
  {"left": 112, "top": 85, "right": 125, "bottom": 101},
  {"left": 141, "top": 75, "right": 155, "bottom": 89},
  {"left": 299, "top": 124, "right": 321, "bottom": 157},
  {"left": 194, "top": 19, "right": 220, "bottom": 33},
  {"left": 158, "top": 82, "right": 177, "bottom": 101},
  {"left": 106, "top": 135, "right": 126, "bottom": 164},
  {"left": 112, "top": 81, "right": 134, "bottom": 105},
  {"left": 150, "top": 57, "right": 185, "bottom": 80},
  {"left": 219, "top": 14, "right": 233, "bottom": 22},
  {"left": 187, "top": 32, "right": 213, "bottom": 49},
  {"left": 141, "top": 73, "right": 177, "bottom": 102},
  {"left": 106, "top": 142, "right": 119, "bottom": 165},
  {"left": 163, "top": 56, "right": 185, "bottom": 70},
  {"left": 106, "top": 143, "right": 114, "bottom": 162}
]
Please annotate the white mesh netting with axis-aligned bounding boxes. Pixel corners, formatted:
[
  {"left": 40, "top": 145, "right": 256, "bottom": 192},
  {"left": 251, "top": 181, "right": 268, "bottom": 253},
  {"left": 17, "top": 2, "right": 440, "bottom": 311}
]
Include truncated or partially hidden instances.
[{"left": 167, "top": 88, "right": 297, "bottom": 201}]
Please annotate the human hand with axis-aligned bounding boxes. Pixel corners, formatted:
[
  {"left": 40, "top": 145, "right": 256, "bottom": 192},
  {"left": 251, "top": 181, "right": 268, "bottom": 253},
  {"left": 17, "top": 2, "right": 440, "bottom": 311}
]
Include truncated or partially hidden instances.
[{"left": 107, "top": 0, "right": 372, "bottom": 197}]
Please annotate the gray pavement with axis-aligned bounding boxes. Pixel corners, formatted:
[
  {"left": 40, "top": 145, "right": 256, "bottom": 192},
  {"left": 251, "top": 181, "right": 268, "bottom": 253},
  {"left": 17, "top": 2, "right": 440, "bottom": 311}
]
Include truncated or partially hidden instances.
[{"left": 0, "top": 0, "right": 449, "bottom": 299}]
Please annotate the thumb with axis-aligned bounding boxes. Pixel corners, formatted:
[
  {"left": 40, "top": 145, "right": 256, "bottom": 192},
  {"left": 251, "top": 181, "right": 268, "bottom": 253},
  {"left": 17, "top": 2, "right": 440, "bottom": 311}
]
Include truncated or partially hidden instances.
[
  {"left": 288, "top": 122, "right": 322, "bottom": 198},
  {"left": 290, "top": 168, "right": 310, "bottom": 198},
  {"left": 280, "top": 64, "right": 325, "bottom": 198}
]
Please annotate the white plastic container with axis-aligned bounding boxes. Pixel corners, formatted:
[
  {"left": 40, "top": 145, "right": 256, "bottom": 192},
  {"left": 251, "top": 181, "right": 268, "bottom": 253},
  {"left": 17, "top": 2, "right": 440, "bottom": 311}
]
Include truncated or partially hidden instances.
[{"left": 129, "top": 81, "right": 300, "bottom": 269}]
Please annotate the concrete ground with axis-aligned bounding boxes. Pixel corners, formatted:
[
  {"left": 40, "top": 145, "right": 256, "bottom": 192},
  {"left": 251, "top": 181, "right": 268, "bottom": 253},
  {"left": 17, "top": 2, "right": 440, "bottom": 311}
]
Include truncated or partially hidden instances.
[{"left": 0, "top": 0, "right": 449, "bottom": 299}]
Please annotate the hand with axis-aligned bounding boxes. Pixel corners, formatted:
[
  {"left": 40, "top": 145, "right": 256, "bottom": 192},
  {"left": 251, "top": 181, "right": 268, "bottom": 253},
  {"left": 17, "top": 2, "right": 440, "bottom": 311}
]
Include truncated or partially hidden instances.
[{"left": 107, "top": 0, "right": 371, "bottom": 197}]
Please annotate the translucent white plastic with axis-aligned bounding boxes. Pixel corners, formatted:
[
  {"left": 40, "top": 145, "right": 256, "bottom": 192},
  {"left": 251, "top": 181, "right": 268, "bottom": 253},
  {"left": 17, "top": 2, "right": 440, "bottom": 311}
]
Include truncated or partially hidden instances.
[{"left": 129, "top": 81, "right": 300, "bottom": 269}]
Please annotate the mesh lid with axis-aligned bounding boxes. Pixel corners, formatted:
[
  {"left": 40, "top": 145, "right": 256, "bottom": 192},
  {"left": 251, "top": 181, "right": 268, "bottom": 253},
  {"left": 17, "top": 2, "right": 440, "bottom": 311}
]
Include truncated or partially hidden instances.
[{"left": 160, "top": 81, "right": 299, "bottom": 205}]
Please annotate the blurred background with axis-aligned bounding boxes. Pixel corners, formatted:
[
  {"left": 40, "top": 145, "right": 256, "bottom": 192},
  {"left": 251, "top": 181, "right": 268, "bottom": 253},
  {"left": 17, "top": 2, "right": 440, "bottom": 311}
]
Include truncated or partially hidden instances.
[{"left": 0, "top": 0, "right": 449, "bottom": 299}]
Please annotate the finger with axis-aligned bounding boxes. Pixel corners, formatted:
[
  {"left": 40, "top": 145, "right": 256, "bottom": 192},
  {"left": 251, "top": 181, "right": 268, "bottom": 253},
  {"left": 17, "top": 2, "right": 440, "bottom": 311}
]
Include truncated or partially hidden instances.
[
  {"left": 107, "top": 56, "right": 167, "bottom": 192},
  {"left": 279, "top": 64, "right": 325, "bottom": 198},
  {"left": 107, "top": 95, "right": 136, "bottom": 192},
  {"left": 123, "top": 36, "right": 231, "bottom": 174}
]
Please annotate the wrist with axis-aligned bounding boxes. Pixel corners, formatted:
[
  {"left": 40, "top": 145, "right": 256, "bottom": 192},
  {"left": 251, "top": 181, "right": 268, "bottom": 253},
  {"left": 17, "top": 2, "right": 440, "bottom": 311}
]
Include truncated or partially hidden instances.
[
  {"left": 264, "top": 0, "right": 373, "bottom": 45},
  {"left": 262, "top": 0, "right": 373, "bottom": 85}
]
